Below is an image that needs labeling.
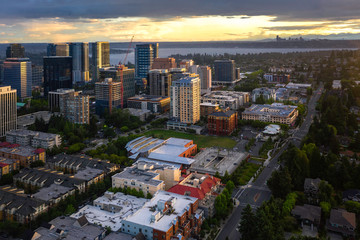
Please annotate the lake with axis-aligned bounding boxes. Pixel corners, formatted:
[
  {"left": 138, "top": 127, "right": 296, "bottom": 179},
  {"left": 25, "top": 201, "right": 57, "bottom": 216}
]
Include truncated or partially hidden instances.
[{"left": 110, "top": 47, "right": 357, "bottom": 65}]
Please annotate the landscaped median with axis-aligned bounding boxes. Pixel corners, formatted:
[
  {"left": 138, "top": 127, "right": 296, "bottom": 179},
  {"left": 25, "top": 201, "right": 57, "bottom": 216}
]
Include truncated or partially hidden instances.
[{"left": 143, "top": 129, "right": 237, "bottom": 149}]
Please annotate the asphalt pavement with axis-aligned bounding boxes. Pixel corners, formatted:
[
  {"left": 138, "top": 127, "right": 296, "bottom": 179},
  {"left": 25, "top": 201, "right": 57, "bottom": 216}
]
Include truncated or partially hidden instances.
[{"left": 216, "top": 84, "right": 324, "bottom": 240}]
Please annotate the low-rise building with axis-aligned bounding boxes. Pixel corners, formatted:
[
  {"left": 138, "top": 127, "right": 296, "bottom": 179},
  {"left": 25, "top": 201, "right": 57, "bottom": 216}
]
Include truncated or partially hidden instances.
[
  {"left": 32, "top": 216, "right": 106, "bottom": 240},
  {"left": 127, "top": 108, "right": 151, "bottom": 121},
  {"left": 208, "top": 110, "right": 238, "bottom": 136},
  {"left": 200, "top": 102, "right": 219, "bottom": 117},
  {"left": 121, "top": 191, "right": 203, "bottom": 240},
  {"left": 201, "top": 91, "right": 250, "bottom": 110},
  {"left": 127, "top": 95, "right": 170, "bottom": 114},
  {"left": 112, "top": 167, "right": 165, "bottom": 195},
  {"left": 71, "top": 192, "right": 148, "bottom": 231},
  {"left": 125, "top": 137, "right": 197, "bottom": 167},
  {"left": 73, "top": 167, "right": 105, "bottom": 186},
  {"left": 6, "top": 129, "right": 61, "bottom": 149},
  {"left": 291, "top": 204, "right": 321, "bottom": 230},
  {"left": 327, "top": 209, "right": 356, "bottom": 237},
  {"left": 0, "top": 145, "right": 45, "bottom": 167},
  {"left": 242, "top": 103, "right": 298, "bottom": 125},
  {"left": 0, "top": 187, "right": 48, "bottom": 224},
  {"left": 264, "top": 73, "right": 290, "bottom": 83},
  {"left": 167, "top": 173, "right": 221, "bottom": 218},
  {"left": 251, "top": 87, "right": 276, "bottom": 102}
]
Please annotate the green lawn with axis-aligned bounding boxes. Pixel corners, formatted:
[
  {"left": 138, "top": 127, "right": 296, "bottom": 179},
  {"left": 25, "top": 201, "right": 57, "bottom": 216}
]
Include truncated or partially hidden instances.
[
  {"left": 234, "top": 162, "right": 261, "bottom": 186},
  {"left": 143, "top": 130, "right": 237, "bottom": 149}
]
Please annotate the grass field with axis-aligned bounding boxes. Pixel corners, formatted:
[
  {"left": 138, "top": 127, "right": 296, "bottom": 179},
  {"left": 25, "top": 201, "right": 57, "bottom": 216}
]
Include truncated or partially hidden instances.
[
  {"left": 235, "top": 162, "right": 261, "bottom": 186},
  {"left": 143, "top": 130, "right": 237, "bottom": 149}
]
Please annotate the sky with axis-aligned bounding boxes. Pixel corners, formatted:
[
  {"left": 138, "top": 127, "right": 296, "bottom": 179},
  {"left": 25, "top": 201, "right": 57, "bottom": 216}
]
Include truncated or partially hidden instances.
[{"left": 0, "top": 0, "right": 360, "bottom": 43}]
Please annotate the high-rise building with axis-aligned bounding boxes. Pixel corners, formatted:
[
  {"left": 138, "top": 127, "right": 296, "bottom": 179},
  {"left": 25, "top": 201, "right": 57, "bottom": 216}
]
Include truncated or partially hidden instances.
[
  {"left": 43, "top": 56, "right": 73, "bottom": 96},
  {"left": 95, "top": 78, "right": 121, "bottom": 116},
  {"left": 179, "top": 59, "right": 194, "bottom": 71},
  {"left": 47, "top": 43, "right": 69, "bottom": 56},
  {"left": 0, "top": 86, "right": 17, "bottom": 137},
  {"left": 135, "top": 43, "right": 159, "bottom": 87},
  {"left": 32, "top": 64, "right": 43, "bottom": 88},
  {"left": 151, "top": 58, "right": 176, "bottom": 70},
  {"left": 0, "top": 60, "right": 4, "bottom": 84},
  {"left": 170, "top": 76, "right": 201, "bottom": 124},
  {"left": 59, "top": 90, "right": 90, "bottom": 124},
  {"left": 3, "top": 58, "right": 32, "bottom": 99},
  {"left": 99, "top": 66, "right": 135, "bottom": 107},
  {"left": 91, "top": 42, "right": 110, "bottom": 82},
  {"left": 189, "top": 65, "right": 212, "bottom": 89},
  {"left": 6, "top": 44, "right": 25, "bottom": 58},
  {"left": 69, "top": 42, "right": 89, "bottom": 83},
  {"left": 48, "top": 88, "right": 75, "bottom": 111},
  {"left": 214, "top": 59, "right": 237, "bottom": 84},
  {"left": 148, "top": 69, "right": 172, "bottom": 96},
  {"left": 169, "top": 68, "right": 198, "bottom": 82}
]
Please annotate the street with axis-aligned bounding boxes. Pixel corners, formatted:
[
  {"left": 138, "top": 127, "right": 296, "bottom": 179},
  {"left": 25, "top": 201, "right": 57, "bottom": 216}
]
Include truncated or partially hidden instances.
[{"left": 216, "top": 84, "right": 324, "bottom": 240}]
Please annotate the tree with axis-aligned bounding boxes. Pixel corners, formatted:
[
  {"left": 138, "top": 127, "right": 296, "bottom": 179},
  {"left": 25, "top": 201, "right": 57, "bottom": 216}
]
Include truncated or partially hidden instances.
[
  {"left": 225, "top": 180, "right": 235, "bottom": 193},
  {"left": 65, "top": 204, "right": 76, "bottom": 215},
  {"left": 267, "top": 167, "right": 293, "bottom": 199},
  {"left": 239, "top": 205, "right": 258, "bottom": 240}
]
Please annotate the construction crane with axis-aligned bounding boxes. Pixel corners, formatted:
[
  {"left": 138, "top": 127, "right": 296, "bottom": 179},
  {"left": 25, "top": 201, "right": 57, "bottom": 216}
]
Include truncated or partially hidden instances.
[{"left": 118, "top": 36, "right": 134, "bottom": 109}]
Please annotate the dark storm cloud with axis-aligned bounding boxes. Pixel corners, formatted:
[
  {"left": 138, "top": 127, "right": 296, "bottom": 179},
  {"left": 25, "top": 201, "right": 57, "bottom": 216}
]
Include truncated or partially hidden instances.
[{"left": 1, "top": 0, "right": 360, "bottom": 21}]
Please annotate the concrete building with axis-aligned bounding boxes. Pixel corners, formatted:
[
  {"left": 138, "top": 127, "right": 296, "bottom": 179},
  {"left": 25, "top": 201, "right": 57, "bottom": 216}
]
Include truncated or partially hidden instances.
[
  {"left": 43, "top": 56, "right": 73, "bottom": 96},
  {"left": 6, "top": 129, "right": 61, "bottom": 149},
  {"left": 95, "top": 78, "right": 121, "bottom": 115},
  {"left": 69, "top": 42, "right": 89, "bottom": 83},
  {"left": 251, "top": 87, "right": 277, "bottom": 102},
  {"left": 32, "top": 64, "right": 43, "bottom": 88},
  {"left": 112, "top": 167, "right": 165, "bottom": 195},
  {"left": 0, "top": 188, "right": 48, "bottom": 224},
  {"left": 47, "top": 43, "right": 70, "bottom": 56},
  {"left": 121, "top": 191, "right": 203, "bottom": 240},
  {"left": 99, "top": 66, "right": 135, "bottom": 108},
  {"left": 201, "top": 91, "right": 250, "bottom": 110},
  {"left": 59, "top": 90, "right": 90, "bottom": 124},
  {"left": 151, "top": 58, "right": 176, "bottom": 70},
  {"left": 0, "top": 86, "right": 17, "bottom": 137},
  {"left": 135, "top": 43, "right": 159, "bottom": 87},
  {"left": 6, "top": 44, "right": 25, "bottom": 58},
  {"left": 242, "top": 103, "right": 298, "bottom": 125},
  {"left": 3, "top": 58, "right": 32, "bottom": 99},
  {"left": 213, "top": 59, "right": 238, "bottom": 84},
  {"left": 168, "top": 173, "right": 221, "bottom": 217},
  {"left": 48, "top": 88, "right": 75, "bottom": 111},
  {"left": 32, "top": 216, "right": 106, "bottom": 240},
  {"left": 179, "top": 59, "right": 194, "bottom": 71},
  {"left": 148, "top": 69, "right": 172, "bottom": 96},
  {"left": 127, "top": 95, "right": 170, "bottom": 114},
  {"left": 170, "top": 76, "right": 201, "bottom": 124},
  {"left": 125, "top": 136, "right": 197, "bottom": 167},
  {"left": 208, "top": 110, "right": 238, "bottom": 136},
  {"left": 0, "top": 144, "right": 45, "bottom": 168},
  {"left": 91, "top": 41, "right": 110, "bottom": 82},
  {"left": 71, "top": 192, "right": 148, "bottom": 231}
]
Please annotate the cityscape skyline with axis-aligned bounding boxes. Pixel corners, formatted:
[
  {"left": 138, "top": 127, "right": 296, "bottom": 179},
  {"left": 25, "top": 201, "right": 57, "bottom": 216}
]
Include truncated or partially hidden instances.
[{"left": 0, "top": 0, "right": 360, "bottom": 43}]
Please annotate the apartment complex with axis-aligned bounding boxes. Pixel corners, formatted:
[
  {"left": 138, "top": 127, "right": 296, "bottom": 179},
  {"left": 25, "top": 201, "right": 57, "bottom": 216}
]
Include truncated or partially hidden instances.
[
  {"left": 95, "top": 78, "right": 121, "bottom": 115},
  {"left": 148, "top": 69, "right": 172, "bottom": 96},
  {"left": 264, "top": 73, "right": 290, "bottom": 83},
  {"left": 59, "top": 90, "right": 90, "bottom": 124},
  {"left": 0, "top": 86, "right": 17, "bottom": 137},
  {"left": 251, "top": 87, "right": 277, "bottom": 102},
  {"left": 3, "top": 58, "right": 32, "bottom": 99},
  {"left": 208, "top": 110, "right": 238, "bottom": 136},
  {"left": 242, "top": 103, "right": 299, "bottom": 125},
  {"left": 6, "top": 129, "right": 61, "bottom": 149},
  {"left": 170, "top": 76, "right": 201, "bottom": 124},
  {"left": 127, "top": 95, "right": 170, "bottom": 113},
  {"left": 43, "top": 56, "right": 73, "bottom": 96},
  {"left": 121, "top": 191, "right": 203, "bottom": 240},
  {"left": 91, "top": 41, "right": 110, "bottom": 81},
  {"left": 201, "top": 91, "right": 250, "bottom": 110},
  {"left": 0, "top": 144, "right": 45, "bottom": 168},
  {"left": 151, "top": 58, "right": 176, "bottom": 70}
]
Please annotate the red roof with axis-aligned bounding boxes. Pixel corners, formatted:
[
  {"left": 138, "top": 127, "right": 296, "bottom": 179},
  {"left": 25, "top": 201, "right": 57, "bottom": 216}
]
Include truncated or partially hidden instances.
[
  {"left": 0, "top": 163, "right": 9, "bottom": 168},
  {"left": 8, "top": 144, "right": 20, "bottom": 148},
  {"left": 167, "top": 174, "right": 221, "bottom": 200},
  {"left": 34, "top": 148, "right": 45, "bottom": 154}
]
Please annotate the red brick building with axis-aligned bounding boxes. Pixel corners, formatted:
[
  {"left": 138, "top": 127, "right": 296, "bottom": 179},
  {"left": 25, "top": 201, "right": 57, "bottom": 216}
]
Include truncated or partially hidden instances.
[{"left": 207, "top": 110, "right": 238, "bottom": 136}]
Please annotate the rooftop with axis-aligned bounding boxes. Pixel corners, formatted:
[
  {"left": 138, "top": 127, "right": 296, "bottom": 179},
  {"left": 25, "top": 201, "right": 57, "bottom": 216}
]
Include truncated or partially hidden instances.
[
  {"left": 112, "top": 167, "right": 163, "bottom": 187},
  {"left": 123, "top": 191, "right": 198, "bottom": 232},
  {"left": 0, "top": 145, "right": 41, "bottom": 157},
  {"left": 6, "top": 129, "right": 60, "bottom": 140},
  {"left": 128, "top": 95, "right": 170, "bottom": 102},
  {"left": 71, "top": 192, "right": 148, "bottom": 231},
  {"left": 72, "top": 167, "right": 104, "bottom": 181},
  {"left": 33, "top": 184, "right": 73, "bottom": 202},
  {"left": 243, "top": 103, "right": 297, "bottom": 117}
]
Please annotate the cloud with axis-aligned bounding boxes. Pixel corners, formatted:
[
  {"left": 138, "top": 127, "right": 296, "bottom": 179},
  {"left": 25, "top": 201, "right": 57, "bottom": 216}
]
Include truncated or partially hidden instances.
[{"left": 0, "top": 0, "right": 359, "bottom": 22}]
